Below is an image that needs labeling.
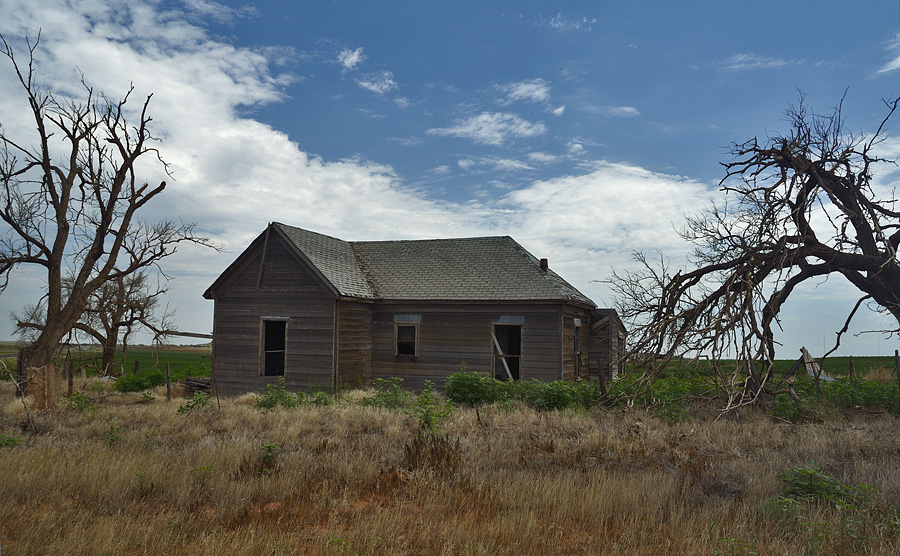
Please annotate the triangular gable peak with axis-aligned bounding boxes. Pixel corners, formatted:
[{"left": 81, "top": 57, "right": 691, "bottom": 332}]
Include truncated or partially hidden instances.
[{"left": 203, "top": 224, "right": 350, "bottom": 300}]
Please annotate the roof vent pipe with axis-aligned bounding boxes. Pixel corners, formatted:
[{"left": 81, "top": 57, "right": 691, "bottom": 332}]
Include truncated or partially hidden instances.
[{"left": 540, "top": 258, "right": 548, "bottom": 271}]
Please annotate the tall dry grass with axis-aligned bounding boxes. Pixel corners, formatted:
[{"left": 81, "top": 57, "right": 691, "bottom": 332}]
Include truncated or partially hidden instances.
[{"left": 1, "top": 379, "right": 899, "bottom": 555}]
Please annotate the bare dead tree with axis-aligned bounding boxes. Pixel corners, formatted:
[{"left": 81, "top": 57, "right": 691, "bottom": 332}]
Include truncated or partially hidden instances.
[
  {"left": 0, "top": 33, "right": 212, "bottom": 371},
  {"left": 610, "top": 94, "right": 900, "bottom": 408}
]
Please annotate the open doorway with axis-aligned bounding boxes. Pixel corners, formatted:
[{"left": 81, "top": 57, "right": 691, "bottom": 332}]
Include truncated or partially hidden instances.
[{"left": 492, "top": 324, "right": 521, "bottom": 380}]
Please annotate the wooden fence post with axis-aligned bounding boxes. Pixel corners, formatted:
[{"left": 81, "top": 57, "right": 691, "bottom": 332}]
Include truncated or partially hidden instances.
[
  {"left": 166, "top": 363, "right": 172, "bottom": 403},
  {"left": 66, "top": 360, "right": 74, "bottom": 397},
  {"left": 848, "top": 355, "right": 855, "bottom": 378},
  {"left": 133, "top": 359, "right": 140, "bottom": 376},
  {"left": 895, "top": 350, "right": 899, "bottom": 416}
]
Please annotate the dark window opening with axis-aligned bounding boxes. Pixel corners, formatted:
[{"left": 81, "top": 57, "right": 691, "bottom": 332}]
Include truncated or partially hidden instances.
[
  {"left": 263, "top": 320, "right": 286, "bottom": 376},
  {"left": 396, "top": 324, "right": 418, "bottom": 356},
  {"left": 493, "top": 324, "right": 521, "bottom": 380}
]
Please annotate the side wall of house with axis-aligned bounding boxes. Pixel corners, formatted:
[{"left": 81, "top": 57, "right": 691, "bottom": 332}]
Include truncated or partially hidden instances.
[
  {"left": 211, "top": 238, "right": 335, "bottom": 396},
  {"left": 561, "top": 305, "right": 594, "bottom": 382},
  {"left": 588, "top": 316, "right": 626, "bottom": 382},
  {"left": 369, "top": 302, "right": 571, "bottom": 390},
  {"left": 336, "top": 301, "right": 372, "bottom": 389}
]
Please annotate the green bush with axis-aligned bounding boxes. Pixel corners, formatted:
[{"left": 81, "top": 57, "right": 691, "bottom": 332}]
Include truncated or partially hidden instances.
[
  {"left": 64, "top": 391, "right": 96, "bottom": 412},
  {"left": 406, "top": 381, "right": 454, "bottom": 437},
  {"left": 520, "top": 379, "right": 577, "bottom": 411},
  {"left": 823, "top": 376, "right": 898, "bottom": 411},
  {"left": 178, "top": 392, "right": 211, "bottom": 414},
  {"left": 780, "top": 462, "right": 849, "bottom": 502},
  {"left": 445, "top": 371, "right": 504, "bottom": 406},
  {"left": 113, "top": 363, "right": 210, "bottom": 393},
  {"left": 255, "top": 377, "right": 299, "bottom": 409},
  {"left": 446, "top": 371, "right": 615, "bottom": 411},
  {"left": 113, "top": 370, "right": 161, "bottom": 393},
  {"left": 362, "top": 377, "right": 412, "bottom": 409},
  {"left": 0, "top": 435, "right": 22, "bottom": 448},
  {"left": 769, "top": 393, "right": 820, "bottom": 423}
]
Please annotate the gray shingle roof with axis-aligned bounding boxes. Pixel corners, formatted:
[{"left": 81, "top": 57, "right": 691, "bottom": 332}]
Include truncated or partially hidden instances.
[{"left": 273, "top": 222, "right": 595, "bottom": 307}]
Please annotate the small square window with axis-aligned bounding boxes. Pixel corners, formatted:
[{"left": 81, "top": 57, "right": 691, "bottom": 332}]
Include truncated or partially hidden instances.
[{"left": 395, "top": 323, "right": 418, "bottom": 356}]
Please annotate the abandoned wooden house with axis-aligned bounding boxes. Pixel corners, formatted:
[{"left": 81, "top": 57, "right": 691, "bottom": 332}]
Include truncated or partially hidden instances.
[{"left": 203, "top": 222, "right": 626, "bottom": 395}]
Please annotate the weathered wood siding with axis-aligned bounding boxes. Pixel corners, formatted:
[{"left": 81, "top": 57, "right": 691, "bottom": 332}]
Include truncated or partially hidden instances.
[
  {"left": 561, "top": 305, "right": 594, "bottom": 381},
  {"left": 211, "top": 237, "right": 336, "bottom": 395},
  {"left": 369, "top": 302, "right": 568, "bottom": 390},
  {"left": 589, "top": 314, "right": 626, "bottom": 382},
  {"left": 336, "top": 301, "right": 372, "bottom": 389}
]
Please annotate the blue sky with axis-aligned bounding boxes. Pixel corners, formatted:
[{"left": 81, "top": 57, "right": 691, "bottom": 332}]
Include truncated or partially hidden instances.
[{"left": 1, "top": 0, "right": 900, "bottom": 357}]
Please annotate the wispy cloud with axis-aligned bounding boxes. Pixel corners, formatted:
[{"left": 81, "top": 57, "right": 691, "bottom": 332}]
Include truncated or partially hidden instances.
[
  {"left": 877, "top": 34, "right": 900, "bottom": 74},
  {"left": 551, "top": 105, "right": 565, "bottom": 116},
  {"left": 427, "top": 112, "right": 546, "bottom": 146},
  {"left": 183, "top": 0, "right": 257, "bottom": 24},
  {"left": 457, "top": 156, "right": 535, "bottom": 173},
  {"left": 356, "top": 70, "right": 398, "bottom": 95},
  {"left": 603, "top": 106, "right": 640, "bottom": 117},
  {"left": 584, "top": 105, "right": 640, "bottom": 118},
  {"left": 527, "top": 152, "right": 560, "bottom": 164},
  {"left": 722, "top": 53, "right": 796, "bottom": 71},
  {"left": 545, "top": 13, "right": 597, "bottom": 32},
  {"left": 338, "top": 47, "right": 366, "bottom": 71},
  {"left": 497, "top": 78, "right": 551, "bottom": 104}
]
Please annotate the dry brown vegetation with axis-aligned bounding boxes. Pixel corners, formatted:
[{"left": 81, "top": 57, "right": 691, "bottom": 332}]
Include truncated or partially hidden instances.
[{"left": 1, "top": 379, "right": 900, "bottom": 555}]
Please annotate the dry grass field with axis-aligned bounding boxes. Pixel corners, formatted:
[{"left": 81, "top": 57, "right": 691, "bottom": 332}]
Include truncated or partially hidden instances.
[{"left": 1, "top": 378, "right": 899, "bottom": 555}]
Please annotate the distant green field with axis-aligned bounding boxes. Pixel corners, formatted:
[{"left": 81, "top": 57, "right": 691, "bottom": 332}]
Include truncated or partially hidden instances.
[
  {"left": 0, "top": 343, "right": 211, "bottom": 378},
  {"left": 646, "top": 354, "right": 898, "bottom": 379}
]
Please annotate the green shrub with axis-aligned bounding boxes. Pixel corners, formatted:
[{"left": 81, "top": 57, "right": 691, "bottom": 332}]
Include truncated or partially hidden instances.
[
  {"left": 64, "top": 391, "right": 96, "bottom": 412},
  {"left": 571, "top": 379, "right": 608, "bottom": 408},
  {"left": 114, "top": 370, "right": 160, "bottom": 393},
  {"left": 0, "top": 435, "right": 22, "bottom": 448},
  {"left": 113, "top": 363, "right": 210, "bottom": 393},
  {"left": 769, "top": 393, "right": 820, "bottom": 423},
  {"left": 362, "top": 377, "right": 412, "bottom": 409},
  {"left": 178, "top": 392, "right": 211, "bottom": 414},
  {"left": 299, "top": 390, "right": 332, "bottom": 407},
  {"left": 255, "top": 377, "right": 299, "bottom": 409},
  {"left": 520, "top": 379, "right": 576, "bottom": 411},
  {"left": 445, "top": 371, "right": 504, "bottom": 406},
  {"left": 823, "top": 376, "right": 898, "bottom": 411},
  {"left": 445, "top": 372, "right": 615, "bottom": 411},
  {"left": 777, "top": 461, "right": 871, "bottom": 505},
  {"left": 407, "top": 381, "right": 454, "bottom": 437}
]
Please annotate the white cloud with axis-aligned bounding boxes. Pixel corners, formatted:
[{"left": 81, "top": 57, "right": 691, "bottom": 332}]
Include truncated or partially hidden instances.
[
  {"left": 457, "top": 157, "right": 535, "bottom": 173},
  {"left": 356, "top": 69, "right": 397, "bottom": 95},
  {"left": 722, "top": 53, "right": 795, "bottom": 71},
  {"left": 568, "top": 141, "right": 585, "bottom": 154},
  {"left": 877, "top": 34, "right": 900, "bottom": 74},
  {"left": 603, "top": 106, "right": 640, "bottom": 117},
  {"left": 551, "top": 105, "right": 565, "bottom": 116},
  {"left": 527, "top": 152, "right": 560, "bottom": 164},
  {"left": 390, "top": 136, "right": 422, "bottom": 147},
  {"left": 427, "top": 112, "right": 546, "bottom": 146},
  {"left": 338, "top": 47, "right": 365, "bottom": 71},
  {"left": 183, "top": 0, "right": 257, "bottom": 23},
  {"left": 546, "top": 13, "right": 597, "bottom": 32},
  {"left": 498, "top": 78, "right": 551, "bottom": 104}
]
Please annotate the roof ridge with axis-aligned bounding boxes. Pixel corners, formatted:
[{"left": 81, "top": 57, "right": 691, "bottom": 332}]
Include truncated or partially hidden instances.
[{"left": 350, "top": 234, "right": 513, "bottom": 246}]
